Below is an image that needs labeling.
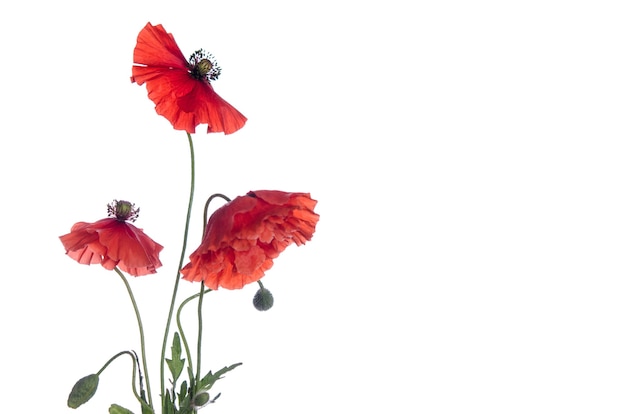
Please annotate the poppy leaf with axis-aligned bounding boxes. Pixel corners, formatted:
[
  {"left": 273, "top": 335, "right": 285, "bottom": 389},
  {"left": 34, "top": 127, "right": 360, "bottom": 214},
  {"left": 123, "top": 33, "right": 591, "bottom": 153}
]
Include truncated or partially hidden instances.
[
  {"left": 178, "top": 380, "right": 189, "bottom": 407},
  {"left": 165, "top": 332, "right": 185, "bottom": 382},
  {"left": 198, "top": 362, "right": 242, "bottom": 390},
  {"left": 163, "top": 392, "right": 175, "bottom": 414},
  {"left": 141, "top": 400, "right": 152, "bottom": 414},
  {"left": 109, "top": 404, "right": 135, "bottom": 414},
  {"left": 67, "top": 373, "right": 99, "bottom": 408}
]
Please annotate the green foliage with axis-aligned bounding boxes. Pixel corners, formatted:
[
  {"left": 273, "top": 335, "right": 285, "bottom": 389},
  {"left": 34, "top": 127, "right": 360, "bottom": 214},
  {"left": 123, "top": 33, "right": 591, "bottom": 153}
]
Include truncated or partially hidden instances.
[
  {"left": 177, "top": 380, "right": 190, "bottom": 409},
  {"left": 67, "top": 373, "right": 99, "bottom": 409},
  {"left": 141, "top": 399, "right": 153, "bottom": 414},
  {"left": 164, "top": 363, "right": 242, "bottom": 414},
  {"left": 161, "top": 330, "right": 242, "bottom": 414},
  {"left": 165, "top": 333, "right": 185, "bottom": 382},
  {"left": 163, "top": 391, "right": 175, "bottom": 414},
  {"left": 197, "top": 363, "right": 243, "bottom": 390}
]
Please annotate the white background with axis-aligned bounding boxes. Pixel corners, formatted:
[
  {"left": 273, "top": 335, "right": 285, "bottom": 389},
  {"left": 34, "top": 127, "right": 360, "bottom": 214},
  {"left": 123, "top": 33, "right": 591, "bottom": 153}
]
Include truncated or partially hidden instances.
[{"left": 1, "top": 1, "right": 625, "bottom": 413}]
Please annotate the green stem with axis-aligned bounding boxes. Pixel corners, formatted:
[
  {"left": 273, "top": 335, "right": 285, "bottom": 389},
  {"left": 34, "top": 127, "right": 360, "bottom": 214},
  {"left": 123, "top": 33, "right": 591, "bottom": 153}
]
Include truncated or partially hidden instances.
[
  {"left": 161, "top": 132, "right": 196, "bottom": 409},
  {"left": 96, "top": 350, "right": 129, "bottom": 376},
  {"left": 175, "top": 288, "right": 213, "bottom": 388},
  {"left": 115, "top": 268, "right": 153, "bottom": 409},
  {"left": 202, "top": 193, "right": 231, "bottom": 234},
  {"left": 176, "top": 292, "right": 200, "bottom": 378},
  {"left": 97, "top": 351, "right": 154, "bottom": 413},
  {"left": 195, "top": 284, "right": 205, "bottom": 386}
]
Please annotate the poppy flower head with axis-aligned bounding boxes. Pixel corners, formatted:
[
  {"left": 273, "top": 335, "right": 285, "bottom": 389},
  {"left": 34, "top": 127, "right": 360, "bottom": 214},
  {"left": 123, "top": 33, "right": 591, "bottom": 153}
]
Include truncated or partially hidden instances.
[
  {"left": 131, "top": 22, "right": 247, "bottom": 135},
  {"left": 59, "top": 200, "right": 163, "bottom": 277},
  {"left": 181, "top": 191, "right": 320, "bottom": 290}
]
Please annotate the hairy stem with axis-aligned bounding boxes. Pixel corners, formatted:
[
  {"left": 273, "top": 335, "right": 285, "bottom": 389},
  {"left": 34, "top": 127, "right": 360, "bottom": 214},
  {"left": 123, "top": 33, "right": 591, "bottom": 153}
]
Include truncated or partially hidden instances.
[
  {"left": 97, "top": 350, "right": 154, "bottom": 413},
  {"left": 161, "top": 132, "right": 196, "bottom": 410},
  {"left": 115, "top": 268, "right": 153, "bottom": 409},
  {"left": 195, "top": 284, "right": 205, "bottom": 386}
]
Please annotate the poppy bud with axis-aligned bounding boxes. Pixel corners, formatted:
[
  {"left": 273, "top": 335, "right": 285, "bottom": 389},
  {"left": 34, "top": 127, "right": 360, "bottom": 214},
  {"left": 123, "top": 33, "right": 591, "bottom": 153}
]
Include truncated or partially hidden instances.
[
  {"left": 191, "top": 390, "right": 220, "bottom": 409},
  {"left": 67, "top": 373, "right": 99, "bottom": 408},
  {"left": 109, "top": 403, "right": 135, "bottom": 414},
  {"left": 192, "top": 391, "right": 211, "bottom": 408},
  {"left": 253, "top": 287, "right": 274, "bottom": 311}
]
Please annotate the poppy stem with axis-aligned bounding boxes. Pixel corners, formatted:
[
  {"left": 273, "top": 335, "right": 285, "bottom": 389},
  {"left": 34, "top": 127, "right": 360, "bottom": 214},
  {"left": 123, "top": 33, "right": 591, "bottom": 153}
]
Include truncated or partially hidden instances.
[
  {"left": 175, "top": 290, "right": 202, "bottom": 378},
  {"left": 97, "top": 350, "right": 154, "bottom": 413},
  {"left": 195, "top": 284, "right": 206, "bottom": 386},
  {"left": 160, "top": 132, "right": 196, "bottom": 410},
  {"left": 202, "top": 193, "right": 231, "bottom": 237},
  {"left": 114, "top": 268, "right": 153, "bottom": 410}
]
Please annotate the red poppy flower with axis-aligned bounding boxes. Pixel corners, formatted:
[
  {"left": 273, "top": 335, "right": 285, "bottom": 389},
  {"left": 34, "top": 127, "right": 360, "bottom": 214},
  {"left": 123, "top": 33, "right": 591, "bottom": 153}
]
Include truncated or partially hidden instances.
[
  {"left": 59, "top": 200, "right": 164, "bottom": 277},
  {"left": 131, "top": 22, "right": 247, "bottom": 135},
  {"left": 181, "top": 191, "right": 320, "bottom": 290}
]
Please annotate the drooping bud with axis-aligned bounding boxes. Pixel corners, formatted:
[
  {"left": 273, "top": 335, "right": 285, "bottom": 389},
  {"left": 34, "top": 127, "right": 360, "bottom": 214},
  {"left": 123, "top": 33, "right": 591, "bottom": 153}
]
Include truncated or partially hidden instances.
[
  {"left": 67, "top": 373, "right": 99, "bottom": 408},
  {"left": 253, "top": 286, "right": 274, "bottom": 311}
]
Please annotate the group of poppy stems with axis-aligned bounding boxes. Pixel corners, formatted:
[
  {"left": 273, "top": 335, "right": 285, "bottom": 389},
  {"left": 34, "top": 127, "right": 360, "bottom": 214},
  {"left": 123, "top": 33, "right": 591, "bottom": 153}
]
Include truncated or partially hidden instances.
[{"left": 60, "top": 22, "right": 319, "bottom": 414}]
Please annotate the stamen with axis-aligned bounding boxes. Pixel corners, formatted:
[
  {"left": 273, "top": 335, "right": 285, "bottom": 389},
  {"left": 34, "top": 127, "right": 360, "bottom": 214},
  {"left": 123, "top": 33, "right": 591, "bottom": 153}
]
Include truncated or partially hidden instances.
[
  {"left": 107, "top": 200, "right": 140, "bottom": 222},
  {"left": 188, "top": 49, "right": 222, "bottom": 82}
]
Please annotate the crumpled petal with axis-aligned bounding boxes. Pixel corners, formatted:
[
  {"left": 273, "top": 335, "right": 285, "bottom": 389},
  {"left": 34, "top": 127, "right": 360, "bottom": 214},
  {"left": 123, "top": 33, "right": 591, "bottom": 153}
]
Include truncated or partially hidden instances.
[
  {"left": 181, "top": 190, "right": 319, "bottom": 290},
  {"left": 60, "top": 218, "right": 163, "bottom": 277}
]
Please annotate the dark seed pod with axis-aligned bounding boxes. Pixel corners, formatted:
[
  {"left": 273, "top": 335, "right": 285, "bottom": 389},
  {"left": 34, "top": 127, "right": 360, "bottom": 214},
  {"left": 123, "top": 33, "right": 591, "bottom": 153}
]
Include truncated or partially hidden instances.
[{"left": 253, "top": 287, "right": 274, "bottom": 311}]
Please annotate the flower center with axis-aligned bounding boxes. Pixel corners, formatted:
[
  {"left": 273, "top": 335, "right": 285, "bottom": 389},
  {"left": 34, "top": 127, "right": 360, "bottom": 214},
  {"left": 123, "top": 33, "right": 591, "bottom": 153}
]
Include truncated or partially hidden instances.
[
  {"left": 197, "top": 59, "right": 213, "bottom": 75},
  {"left": 189, "top": 49, "right": 222, "bottom": 82},
  {"left": 107, "top": 200, "right": 140, "bottom": 222}
]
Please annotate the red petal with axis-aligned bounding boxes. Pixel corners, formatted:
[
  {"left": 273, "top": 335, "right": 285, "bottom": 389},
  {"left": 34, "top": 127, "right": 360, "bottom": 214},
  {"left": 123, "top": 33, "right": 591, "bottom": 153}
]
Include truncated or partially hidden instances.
[
  {"left": 180, "top": 191, "right": 319, "bottom": 290},
  {"left": 60, "top": 220, "right": 109, "bottom": 265},
  {"left": 132, "top": 23, "right": 188, "bottom": 75},
  {"left": 131, "top": 23, "right": 247, "bottom": 135},
  {"left": 97, "top": 221, "right": 164, "bottom": 276},
  {"left": 60, "top": 218, "right": 163, "bottom": 277}
]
